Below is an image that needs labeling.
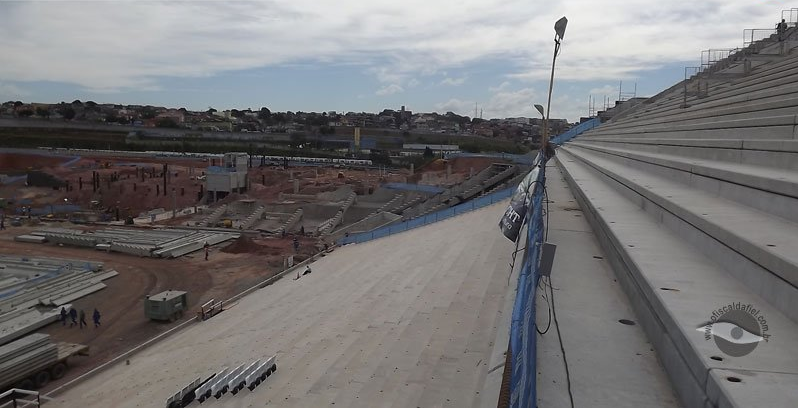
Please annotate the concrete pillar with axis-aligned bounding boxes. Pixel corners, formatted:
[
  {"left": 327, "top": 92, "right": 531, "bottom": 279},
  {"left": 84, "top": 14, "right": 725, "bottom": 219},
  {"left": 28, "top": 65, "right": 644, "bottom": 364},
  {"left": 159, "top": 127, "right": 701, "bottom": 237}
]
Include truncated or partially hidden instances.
[
  {"left": 293, "top": 179, "right": 300, "bottom": 194},
  {"left": 410, "top": 163, "right": 414, "bottom": 175},
  {"left": 470, "top": 167, "right": 474, "bottom": 178},
  {"left": 172, "top": 188, "right": 177, "bottom": 218},
  {"left": 446, "top": 163, "right": 452, "bottom": 179}
]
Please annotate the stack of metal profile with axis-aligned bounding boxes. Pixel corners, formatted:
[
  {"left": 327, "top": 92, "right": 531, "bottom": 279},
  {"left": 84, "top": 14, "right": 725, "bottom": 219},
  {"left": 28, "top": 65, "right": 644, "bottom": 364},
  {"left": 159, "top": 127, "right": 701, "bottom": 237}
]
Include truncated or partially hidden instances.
[{"left": 31, "top": 227, "right": 240, "bottom": 258}]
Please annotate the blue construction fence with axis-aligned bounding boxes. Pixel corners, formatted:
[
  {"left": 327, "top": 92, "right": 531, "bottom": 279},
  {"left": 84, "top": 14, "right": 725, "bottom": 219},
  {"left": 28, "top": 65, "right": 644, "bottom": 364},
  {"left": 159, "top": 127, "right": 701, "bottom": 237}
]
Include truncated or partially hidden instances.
[
  {"left": 382, "top": 182, "right": 445, "bottom": 194},
  {"left": 551, "top": 117, "right": 601, "bottom": 145},
  {"left": 444, "top": 152, "right": 535, "bottom": 165},
  {"left": 338, "top": 186, "right": 515, "bottom": 245},
  {"left": 508, "top": 157, "right": 548, "bottom": 407}
]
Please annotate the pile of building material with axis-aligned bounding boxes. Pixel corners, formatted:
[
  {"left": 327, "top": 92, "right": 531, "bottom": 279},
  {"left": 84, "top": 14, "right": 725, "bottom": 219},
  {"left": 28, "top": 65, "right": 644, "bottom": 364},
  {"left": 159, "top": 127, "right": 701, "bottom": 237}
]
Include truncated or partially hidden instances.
[
  {"left": 0, "top": 334, "right": 58, "bottom": 389},
  {"left": 0, "top": 333, "right": 88, "bottom": 390},
  {"left": 0, "top": 255, "right": 117, "bottom": 345},
  {"left": 29, "top": 227, "right": 240, "bottom": 258}
]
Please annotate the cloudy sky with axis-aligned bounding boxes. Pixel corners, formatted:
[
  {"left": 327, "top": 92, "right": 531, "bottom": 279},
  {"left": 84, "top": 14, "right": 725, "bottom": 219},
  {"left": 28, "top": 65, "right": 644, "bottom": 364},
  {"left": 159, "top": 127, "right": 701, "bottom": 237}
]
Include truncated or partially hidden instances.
[{"left": 0, "top": 1, "right": 788, "bottom": 120}]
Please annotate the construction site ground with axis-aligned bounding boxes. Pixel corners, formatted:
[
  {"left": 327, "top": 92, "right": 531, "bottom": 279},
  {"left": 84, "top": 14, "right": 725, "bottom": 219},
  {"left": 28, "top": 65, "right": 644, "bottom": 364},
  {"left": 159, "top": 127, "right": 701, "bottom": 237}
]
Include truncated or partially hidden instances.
[{"left": 0, "top": 223, "right": 319, "bottom": 394}]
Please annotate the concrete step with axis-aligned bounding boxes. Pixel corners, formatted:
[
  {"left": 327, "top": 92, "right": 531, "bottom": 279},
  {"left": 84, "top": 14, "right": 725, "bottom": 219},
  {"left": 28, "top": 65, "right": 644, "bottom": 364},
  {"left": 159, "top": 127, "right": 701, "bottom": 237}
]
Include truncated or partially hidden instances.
[
  {"left": 572, "top": 138, "right": 798, "bottom": 171},
  {"left": 562, "top": 145, "right": 798, "bottom": 320},
  {"left": 556, "top": 149, "right": 798, "bottom": 408},
  {"left": 568, "top": 142, "right": 798, "bottom": 222}
]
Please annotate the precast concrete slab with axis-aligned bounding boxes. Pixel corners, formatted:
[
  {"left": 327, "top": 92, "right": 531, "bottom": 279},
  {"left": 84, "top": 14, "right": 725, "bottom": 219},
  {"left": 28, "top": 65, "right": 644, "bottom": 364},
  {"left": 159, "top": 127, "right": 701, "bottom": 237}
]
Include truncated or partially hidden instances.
[
  {"left": 536, "top": 164, "right": 679, "bottom": 408},
  {"left": 48, "top": 199, "right": 518, "bottom": 408}
]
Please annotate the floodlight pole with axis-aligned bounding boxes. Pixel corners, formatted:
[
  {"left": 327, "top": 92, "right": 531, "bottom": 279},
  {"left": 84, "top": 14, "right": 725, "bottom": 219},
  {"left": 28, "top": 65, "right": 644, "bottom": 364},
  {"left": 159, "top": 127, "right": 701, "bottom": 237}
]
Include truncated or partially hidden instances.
[{"left": 542, "top": 17, "right": 568, "bottom": 151}]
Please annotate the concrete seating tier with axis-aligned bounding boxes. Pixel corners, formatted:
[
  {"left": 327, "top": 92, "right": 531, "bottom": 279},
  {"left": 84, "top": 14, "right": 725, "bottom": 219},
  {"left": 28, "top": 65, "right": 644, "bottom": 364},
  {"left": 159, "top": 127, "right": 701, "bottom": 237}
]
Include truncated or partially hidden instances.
[
  {"left": 588, "top": 50, "right": 798, "bottom": 139},
  {"left": 556, "top": 149, "right": 798, "bottom": 408},
  {"left": 557, "top": 32, "right": 798, "bottom": 408}
]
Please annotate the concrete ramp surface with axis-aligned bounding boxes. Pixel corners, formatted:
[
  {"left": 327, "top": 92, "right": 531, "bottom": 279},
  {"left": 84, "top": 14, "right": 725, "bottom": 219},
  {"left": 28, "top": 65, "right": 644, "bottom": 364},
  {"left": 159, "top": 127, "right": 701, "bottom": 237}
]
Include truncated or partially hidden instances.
[{"left": 49, "top": 200, "right": 516, "bottom": 407}]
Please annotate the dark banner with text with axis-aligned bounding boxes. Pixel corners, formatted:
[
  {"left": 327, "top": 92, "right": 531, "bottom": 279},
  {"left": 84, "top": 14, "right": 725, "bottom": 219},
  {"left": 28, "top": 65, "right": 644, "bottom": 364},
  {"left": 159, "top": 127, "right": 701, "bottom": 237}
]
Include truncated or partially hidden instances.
[{"left": 498, "top": 153, "right": 542, "bottom": 242}]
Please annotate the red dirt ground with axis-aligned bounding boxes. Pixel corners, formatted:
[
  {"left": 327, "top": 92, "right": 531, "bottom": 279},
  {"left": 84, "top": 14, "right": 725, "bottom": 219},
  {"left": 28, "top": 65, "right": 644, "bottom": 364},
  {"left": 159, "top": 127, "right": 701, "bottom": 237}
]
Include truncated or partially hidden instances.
[
  {"left": 0, "top": 222, "right": 319, "bottom": 394},
  {"left": 0, "top": 153, "right": 71, "bottom": 172}
]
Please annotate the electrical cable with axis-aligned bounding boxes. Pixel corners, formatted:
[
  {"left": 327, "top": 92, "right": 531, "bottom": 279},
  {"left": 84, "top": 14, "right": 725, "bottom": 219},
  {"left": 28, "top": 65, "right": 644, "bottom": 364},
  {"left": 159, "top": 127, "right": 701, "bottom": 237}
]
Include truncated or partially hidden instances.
[
  {"left": 548, "top": 274, "right": 575, "bottom": 408},
  {"left": 535, "top": 277, "right": 552, "bottom": 335}
]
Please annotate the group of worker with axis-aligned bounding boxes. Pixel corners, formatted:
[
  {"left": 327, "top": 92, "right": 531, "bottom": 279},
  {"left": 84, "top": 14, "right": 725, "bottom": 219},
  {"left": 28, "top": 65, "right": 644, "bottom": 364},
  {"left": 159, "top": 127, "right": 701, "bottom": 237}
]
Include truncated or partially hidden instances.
[{"left": 60, "top": 306, "right": 101, "bottom": 329}]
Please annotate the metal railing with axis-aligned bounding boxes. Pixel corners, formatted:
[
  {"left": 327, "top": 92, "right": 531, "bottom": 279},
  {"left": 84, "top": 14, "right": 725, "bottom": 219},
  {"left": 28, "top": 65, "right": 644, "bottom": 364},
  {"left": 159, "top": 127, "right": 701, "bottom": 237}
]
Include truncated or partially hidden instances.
[
  {"left": 743, "top": 28, "right": 776, "bottom": 47},
  {"left": 338, "top": 187, "right": 514, "bottom": 245},
  {"left": 0, "top": 389, "right": 40, "bottom": 408},
  {"left": 700, "top": 48, "right": 739, "bottom": 72},
  {"left": 782, "top": 8, "right": 798, "bottom": 26}
]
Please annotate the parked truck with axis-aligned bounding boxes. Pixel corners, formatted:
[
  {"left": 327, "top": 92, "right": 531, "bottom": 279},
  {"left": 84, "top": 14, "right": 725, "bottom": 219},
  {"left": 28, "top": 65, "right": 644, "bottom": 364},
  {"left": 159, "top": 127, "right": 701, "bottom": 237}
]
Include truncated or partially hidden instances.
[{"left": 0, "top": 333, "right": 89, "bottom": 391}]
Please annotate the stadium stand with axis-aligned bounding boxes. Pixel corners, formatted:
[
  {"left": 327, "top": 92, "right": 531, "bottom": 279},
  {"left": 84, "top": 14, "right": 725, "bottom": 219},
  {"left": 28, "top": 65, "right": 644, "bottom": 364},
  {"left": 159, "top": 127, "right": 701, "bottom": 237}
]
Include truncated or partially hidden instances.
[{"left": 556, "top": 17, "right": 798, "bottom": 408}]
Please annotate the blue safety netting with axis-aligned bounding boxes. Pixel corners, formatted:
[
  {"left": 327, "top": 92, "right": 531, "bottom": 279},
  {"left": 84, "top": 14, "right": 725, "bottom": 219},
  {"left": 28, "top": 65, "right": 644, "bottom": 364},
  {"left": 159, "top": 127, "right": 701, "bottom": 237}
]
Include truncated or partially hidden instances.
[{"left": 508, "top": 156, "right": 548, "bottom": 407}]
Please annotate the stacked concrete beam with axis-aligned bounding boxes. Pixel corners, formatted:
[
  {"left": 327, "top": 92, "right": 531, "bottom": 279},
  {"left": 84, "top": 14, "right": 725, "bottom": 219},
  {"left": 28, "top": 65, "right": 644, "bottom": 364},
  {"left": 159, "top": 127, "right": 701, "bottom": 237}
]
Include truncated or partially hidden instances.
[
  {"left": 556, "top": 33, "right": 798, "bottom": 408},
  {"left": 0, "top": 334, "right": 58, "bottom": 389},
  {"left": 0, "top": 308, "right": 63, "bottom": 346}
]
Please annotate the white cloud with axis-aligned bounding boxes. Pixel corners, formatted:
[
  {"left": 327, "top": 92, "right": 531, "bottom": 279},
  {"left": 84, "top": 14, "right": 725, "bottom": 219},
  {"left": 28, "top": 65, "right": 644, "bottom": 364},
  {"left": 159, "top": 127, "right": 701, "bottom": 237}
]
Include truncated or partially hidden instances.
[
  {"left": 0, "top": 1, "right": 785, "bottom": 95},
  {"left": 0, "top": 82, "right": 29, "bottom": 98},
  {"left": 440, "top": 76, "right": 467, "bottom": 86},
  {"left": 376, "top": 84, "right": 404, "bottom": 96},
  {"left": 437, "top": 86, "right": 589, "bottom": 121},
  {"left": 436, "top": 87, "right": 540, "bottom": 118},
  {"left": 588, "top": 85, "right": 619, "bottom": 95},
  {"left": 489, "top": 81, "right": 511, "bottom": 92}
]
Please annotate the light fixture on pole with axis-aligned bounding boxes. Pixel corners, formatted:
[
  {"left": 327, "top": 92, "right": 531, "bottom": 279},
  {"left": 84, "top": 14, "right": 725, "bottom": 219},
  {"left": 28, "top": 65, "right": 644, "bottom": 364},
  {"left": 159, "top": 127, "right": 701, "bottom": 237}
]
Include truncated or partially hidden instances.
[{"left": 542, "top": 16, "right": 568, "bottom": 151}]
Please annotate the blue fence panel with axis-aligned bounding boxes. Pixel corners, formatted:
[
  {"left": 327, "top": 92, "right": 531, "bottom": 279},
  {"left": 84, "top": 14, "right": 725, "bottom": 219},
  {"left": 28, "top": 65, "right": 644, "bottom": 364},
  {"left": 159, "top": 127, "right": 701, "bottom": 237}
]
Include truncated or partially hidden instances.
[
  {"left": 338, "top": 186, "right": 515, "bottom": 245},
  {"left": 509, "top": 160, "right": 548, "bottom": 407},
  {"left": 444, "top": 152, "right": 535, "bottom": 165},
  {"left": 383, "top": 183, "right": 446, "bottom": 194},
  {"left": 551, "top": 117, "right": 601, "bottom": 145}
]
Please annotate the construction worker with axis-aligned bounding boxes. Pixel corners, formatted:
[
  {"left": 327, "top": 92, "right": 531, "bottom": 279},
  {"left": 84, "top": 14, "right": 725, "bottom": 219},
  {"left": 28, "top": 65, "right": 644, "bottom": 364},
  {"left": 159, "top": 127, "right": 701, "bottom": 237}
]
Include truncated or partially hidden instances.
[
  {"left": 69, "top": 308, "right": 78, "bottom": 327},
  {"left": 778, "top": 18, "right": 788, "bottom": 41},
  {"left": 79, "top": 310, "right": 87, "bottom": 329},
  {"left": 60, "top": 307, "right": 67, "bottom": 326},
  {"left": 204, "top": 241, "right": 209, "bottom": 261},
  {"left": 93, "top": 308, "right": 101, "bottom": 327},
  {"left": 303, "top": 266, "right": 312, "bottom": 275}
]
